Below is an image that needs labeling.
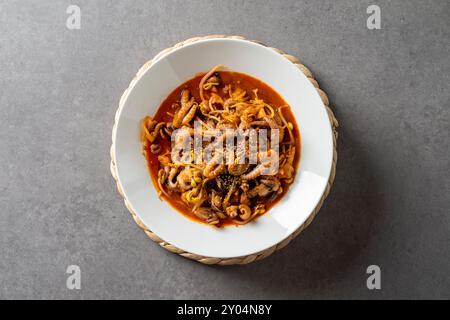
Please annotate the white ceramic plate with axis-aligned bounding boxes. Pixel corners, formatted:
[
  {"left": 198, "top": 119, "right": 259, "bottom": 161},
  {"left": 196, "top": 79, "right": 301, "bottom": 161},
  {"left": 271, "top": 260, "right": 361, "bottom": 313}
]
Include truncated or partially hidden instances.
[{"left": 114, "top": 38, "right": 334, "bottom": 258}]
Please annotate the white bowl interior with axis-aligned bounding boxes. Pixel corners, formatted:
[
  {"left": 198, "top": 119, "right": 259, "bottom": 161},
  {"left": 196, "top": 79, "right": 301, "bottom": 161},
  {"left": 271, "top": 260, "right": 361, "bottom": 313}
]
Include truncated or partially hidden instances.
[{"left": 114, "top": 39, "right": 333, "bottom": 258}]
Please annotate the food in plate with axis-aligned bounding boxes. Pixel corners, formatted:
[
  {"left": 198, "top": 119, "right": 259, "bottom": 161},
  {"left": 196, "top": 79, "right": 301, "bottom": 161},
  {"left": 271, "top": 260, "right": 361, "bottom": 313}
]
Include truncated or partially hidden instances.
[{"left": 140, "top": 65, "right": 300, "bottom": 227}]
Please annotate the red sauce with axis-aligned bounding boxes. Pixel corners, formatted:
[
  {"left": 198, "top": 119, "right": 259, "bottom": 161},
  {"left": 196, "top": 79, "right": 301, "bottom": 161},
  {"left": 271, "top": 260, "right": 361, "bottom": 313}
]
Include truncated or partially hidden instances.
[{"left": 144, "top": 71, "right": 301, "bottom": 226}]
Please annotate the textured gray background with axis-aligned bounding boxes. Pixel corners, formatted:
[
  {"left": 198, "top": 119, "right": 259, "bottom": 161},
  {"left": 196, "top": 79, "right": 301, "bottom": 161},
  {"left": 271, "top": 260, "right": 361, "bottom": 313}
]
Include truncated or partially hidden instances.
[{"left": 0, "top": 0, "right": 449, "bottom": 299}]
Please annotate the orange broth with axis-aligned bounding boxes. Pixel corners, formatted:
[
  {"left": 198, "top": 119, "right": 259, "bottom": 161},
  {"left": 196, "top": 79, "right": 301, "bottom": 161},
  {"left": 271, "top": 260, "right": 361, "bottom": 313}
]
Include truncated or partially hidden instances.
[{"left": 144, "top": 71, "right": 301, "bottom": 226}]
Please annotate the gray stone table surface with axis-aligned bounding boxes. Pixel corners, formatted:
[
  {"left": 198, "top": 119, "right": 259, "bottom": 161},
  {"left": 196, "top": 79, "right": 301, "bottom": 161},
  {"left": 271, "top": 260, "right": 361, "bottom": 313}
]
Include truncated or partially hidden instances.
[{"left": 0, "top": 0, "right": 449, "bottom": 299}]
